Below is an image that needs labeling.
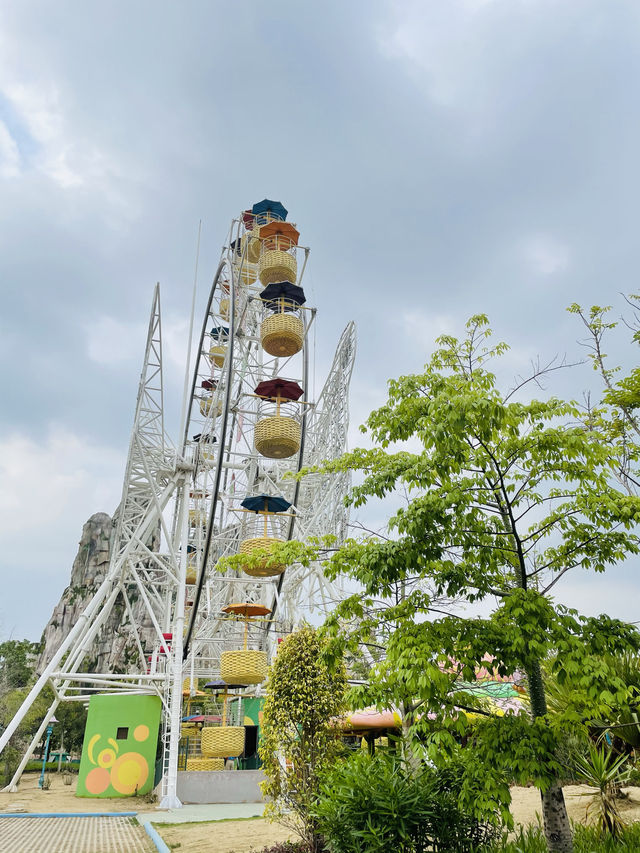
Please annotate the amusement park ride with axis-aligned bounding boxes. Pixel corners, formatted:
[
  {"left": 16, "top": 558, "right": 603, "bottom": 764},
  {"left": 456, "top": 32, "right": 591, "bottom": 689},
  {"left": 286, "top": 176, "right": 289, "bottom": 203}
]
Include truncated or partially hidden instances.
[{"left": 0, "top": 201, "right": 356, "bottom": 806}]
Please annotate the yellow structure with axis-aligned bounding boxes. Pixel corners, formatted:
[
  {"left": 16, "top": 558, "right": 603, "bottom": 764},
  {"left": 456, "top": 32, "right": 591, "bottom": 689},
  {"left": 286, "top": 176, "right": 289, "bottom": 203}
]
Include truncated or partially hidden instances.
[
  {"left": 201, "top": 726, "right": 245, "bottom": 758},
  {"left": 255, "top": 415, "right": 301, "bottom": 458},
  {"left": 258, "top": 249, "right": 297, "bottom": 286},
  {"left": 239, "top": 536, "right": 286, "bottom": 577},
  {"left": 260, "top": 313, "right": 304, "bottom": 357},
  {"left": 220, "top": 650, "right": 268, "bottom": 685},
  {"left": 186, "top": 757, "right": 224, "bottom": 771}
]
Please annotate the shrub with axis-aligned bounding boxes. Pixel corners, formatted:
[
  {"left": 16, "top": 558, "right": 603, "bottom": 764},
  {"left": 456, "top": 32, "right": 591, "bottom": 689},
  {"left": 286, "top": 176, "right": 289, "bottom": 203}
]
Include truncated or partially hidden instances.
[
  {"left": 24, "top": 760, "right": 79, "bottom": 773},
  {"left": 313, "top": 750, "right": 501, "bottom": 853},
  {"left": 260, "top": 626, "right": 346, "bottom": 852},
  {"left": 492, "top": 821, "right": 640, "bottom": 852}
]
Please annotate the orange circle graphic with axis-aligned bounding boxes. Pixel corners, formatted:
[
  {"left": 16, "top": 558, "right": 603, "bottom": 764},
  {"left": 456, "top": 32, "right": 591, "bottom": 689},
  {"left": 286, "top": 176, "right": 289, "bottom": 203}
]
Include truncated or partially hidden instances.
[
  {"left": 110, "top": 752, "right": 149, "bottom": 795},
  {"left": 97, "top": 748, "right": 116, "bottom": 768},
  {"left": 85, "top": 766, "right": 110, "bottom": 795},
  {"left": 133, "top": 724, "right": 149, "bottom": 742}
]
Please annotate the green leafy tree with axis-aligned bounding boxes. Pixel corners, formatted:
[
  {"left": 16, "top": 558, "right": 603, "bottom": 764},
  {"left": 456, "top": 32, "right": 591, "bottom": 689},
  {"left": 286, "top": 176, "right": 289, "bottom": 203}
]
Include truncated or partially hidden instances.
[
  {"left": 569, "top": 297, "right": 640, "bottom": 496},
  {"left": 259, "top": 625, "right": 347, "bottom": 852},
  {"left": 0, "top": 640, "right": 41, "bottom": 693},
  {"left": 260, "top": 316, "right": 640, "bottom": 853}
]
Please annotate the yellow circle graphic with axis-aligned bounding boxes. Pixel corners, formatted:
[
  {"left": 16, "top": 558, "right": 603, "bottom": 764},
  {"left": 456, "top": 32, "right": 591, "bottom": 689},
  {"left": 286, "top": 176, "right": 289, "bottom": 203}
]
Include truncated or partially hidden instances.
[
  {"left": 97, "top": 748, "right": 116, "bottom": 768},
  {"left": 110, "top": 752, "right": 149, "bottom": 795},
  {"left": 133, "top": 724, "right": 149, "bottom": 742}
]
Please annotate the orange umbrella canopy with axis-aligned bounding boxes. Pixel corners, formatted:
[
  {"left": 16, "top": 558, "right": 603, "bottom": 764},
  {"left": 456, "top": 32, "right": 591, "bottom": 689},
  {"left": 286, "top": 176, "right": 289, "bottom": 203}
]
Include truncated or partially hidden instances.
[
  {"left": 259, "top": 221, "right": 300, "bottom": 246},
  {"left": 222, "top": 603, "right": 272, "bottom": 618}
]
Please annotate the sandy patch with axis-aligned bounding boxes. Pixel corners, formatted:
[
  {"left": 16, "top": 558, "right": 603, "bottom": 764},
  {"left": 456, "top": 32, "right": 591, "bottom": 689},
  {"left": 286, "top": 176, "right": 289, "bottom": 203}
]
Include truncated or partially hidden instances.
[
  {"left": 158, "top": 817, "right": 294, "bottom": 853},
  {"left": 510, "top": 784, "right": 640, "bottom": 829},
  {"left": 0, "top": 772, "right": 151, "bottom": 814},
  {"left": 5, "top": 773, "right": 640, "bottom": 853}
]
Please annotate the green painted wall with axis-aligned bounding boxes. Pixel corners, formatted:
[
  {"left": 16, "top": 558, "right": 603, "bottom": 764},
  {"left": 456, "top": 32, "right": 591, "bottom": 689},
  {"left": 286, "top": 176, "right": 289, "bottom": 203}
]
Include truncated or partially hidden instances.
[
  {"left": 241, "top": 696, "right": 264, "bottom": 726},
  {"left": 76, "top": 694, "right": 161, "bottom": 798}
]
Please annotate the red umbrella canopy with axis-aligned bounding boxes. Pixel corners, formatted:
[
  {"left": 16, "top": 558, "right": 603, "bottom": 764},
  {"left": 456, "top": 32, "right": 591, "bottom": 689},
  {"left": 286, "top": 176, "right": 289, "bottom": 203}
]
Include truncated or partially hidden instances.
[{"left": 254, "top": 378, "right": 304, "bottom": 401}]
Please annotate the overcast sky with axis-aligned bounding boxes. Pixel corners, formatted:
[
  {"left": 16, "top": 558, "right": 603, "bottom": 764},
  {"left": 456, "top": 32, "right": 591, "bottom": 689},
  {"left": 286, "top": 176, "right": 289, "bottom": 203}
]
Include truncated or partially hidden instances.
[{"left": 1, "top": 0, "right": 639, "bottom": 640}]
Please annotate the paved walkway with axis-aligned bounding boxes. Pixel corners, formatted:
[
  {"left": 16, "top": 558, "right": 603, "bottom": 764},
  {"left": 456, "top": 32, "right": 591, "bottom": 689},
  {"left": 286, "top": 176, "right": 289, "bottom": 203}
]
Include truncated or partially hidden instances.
[
  {"left": 138, "top": 801, "right": 265, "bottom": 824},
  {"left": 0, "top": 815, "right": 155, "bottom": 853}
]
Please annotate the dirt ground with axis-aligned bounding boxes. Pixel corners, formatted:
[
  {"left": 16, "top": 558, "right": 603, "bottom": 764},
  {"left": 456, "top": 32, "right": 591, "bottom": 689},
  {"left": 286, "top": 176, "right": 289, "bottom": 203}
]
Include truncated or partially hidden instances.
[
  {"left": 158, "top": 817, "right": 294, "bottom": 853},
  {"left": 0, "top": 771, "right": 149, "bottom": 813},
  {"left": 157, "top": 787, "right": 640, "bottom": 853},
  {"left": 3, "top": 774, "right": 640, "bottom": 853}
]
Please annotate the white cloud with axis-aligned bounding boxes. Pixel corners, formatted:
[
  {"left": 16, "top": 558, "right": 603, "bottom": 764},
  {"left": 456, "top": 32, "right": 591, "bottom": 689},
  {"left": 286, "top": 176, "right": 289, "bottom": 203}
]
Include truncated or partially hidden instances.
[
  {"left": 401, "top": 310, "right": 454, "bottom": 346},
  {"left": 377, "top": 0, "right": 509, "bottom": 109},
  {"left": 0, "top": 120, "right": 20, "bottom": 178},
  {"left": 521, "top": 234, "right": 570, "bottom": 276},
  {"left": 85, "top": 312, "right": 194, "bottom": 390},
  {"left": 0, "top": 425, "right": 124, "bottom": 638},
  {"left": 0, "top": 426, "right": 123, "bottom": 538}
]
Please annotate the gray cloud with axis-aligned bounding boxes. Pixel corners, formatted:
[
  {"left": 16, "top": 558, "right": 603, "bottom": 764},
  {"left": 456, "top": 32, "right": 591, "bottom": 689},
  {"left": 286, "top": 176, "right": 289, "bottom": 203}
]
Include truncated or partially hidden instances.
[{"left": 1, "top": 0, "right": 639, "bottom": 637}]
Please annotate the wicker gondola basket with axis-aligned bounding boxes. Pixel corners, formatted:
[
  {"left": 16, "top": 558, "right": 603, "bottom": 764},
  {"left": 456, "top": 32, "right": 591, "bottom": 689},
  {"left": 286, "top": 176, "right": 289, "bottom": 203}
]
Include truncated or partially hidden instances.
[
  {"left": 210, "top": 345, "right": 226, "bottom": 367},
  {"left": 247, "top": 231, "right": 261, "bottom": 263},
  {"left": 235, "top": 263, "right": 257, "bottom": 285},
  {"left": 189, "top": 509, "right": 208, "bottom": 528},
  {"left": 201, "top": 726, "right": 245, "bottom": 758},
  {"left": 239, "top": 536, "right": 286, "bottom": 577},
  {"left": 186, "top": 757, "right": 224, "bottom": 771},
  {"left": 181, "top": 724, "right": 199, "bottom": 739},
  {"left": 186, "top": 566, "right": 197, "bottom": 584},
  {"left": 255, "top": 416, "right": 301, "bottom": 459},
  {"left": 260, "top": 314, "right": 304, "bottom": 357},
  {"left": 221, "top": 649, "right": 268, "bottom": 685},
  {"left": 200, "top": 397, "right": 222, "bottom": 418},
  {"left": 258, "top": 250, "right": 297, "bottom": 286}
]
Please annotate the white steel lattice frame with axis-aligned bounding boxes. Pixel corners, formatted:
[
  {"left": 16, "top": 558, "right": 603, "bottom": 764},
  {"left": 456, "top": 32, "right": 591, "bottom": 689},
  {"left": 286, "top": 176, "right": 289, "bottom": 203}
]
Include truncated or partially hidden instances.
[{"left": 0, "top": 211, "right": 357, "bottom": 809}]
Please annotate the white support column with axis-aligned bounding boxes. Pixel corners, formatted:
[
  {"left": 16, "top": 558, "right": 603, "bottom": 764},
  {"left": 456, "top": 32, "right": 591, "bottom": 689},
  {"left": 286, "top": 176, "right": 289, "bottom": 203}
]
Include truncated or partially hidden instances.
[
  {"left": 159, "top": 480, "right": 189, "bottom": 809},
  {"left": 0, "top": 575, "right": 113, "bottom": 763},
  {"left": 3, "top": 583, "right": 122, "bottom": 790}
]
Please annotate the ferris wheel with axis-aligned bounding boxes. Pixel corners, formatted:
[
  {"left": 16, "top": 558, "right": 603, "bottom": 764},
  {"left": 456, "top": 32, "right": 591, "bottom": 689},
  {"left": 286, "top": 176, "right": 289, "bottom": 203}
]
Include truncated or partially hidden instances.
[{"left": 0, "top": 200, "right": 356, "bottom": 805}]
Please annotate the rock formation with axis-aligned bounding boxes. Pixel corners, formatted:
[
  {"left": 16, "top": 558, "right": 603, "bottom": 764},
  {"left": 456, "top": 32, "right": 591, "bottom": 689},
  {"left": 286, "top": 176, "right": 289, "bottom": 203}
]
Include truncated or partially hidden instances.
[{"left": 37, "top": 512, "right": 155, "bottom": 676}]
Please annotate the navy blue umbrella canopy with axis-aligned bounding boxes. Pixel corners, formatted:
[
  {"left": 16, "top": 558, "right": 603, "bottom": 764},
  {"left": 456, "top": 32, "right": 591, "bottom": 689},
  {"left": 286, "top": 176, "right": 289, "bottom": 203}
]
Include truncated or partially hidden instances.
[
  {"left": 241, "top": 494, "right": 292, "bottom": 513},
  {"left": 210, "top": 326, "right": 229, "bottom": 338},
  {"left": 260, "top": 281, "right": 306, "bottom": 309},
  {"left": 251, "top": 199, "right": 288, "bottom": 221},
  {"left": 205, "top": 679, "right": 247, "bottom": 691}
]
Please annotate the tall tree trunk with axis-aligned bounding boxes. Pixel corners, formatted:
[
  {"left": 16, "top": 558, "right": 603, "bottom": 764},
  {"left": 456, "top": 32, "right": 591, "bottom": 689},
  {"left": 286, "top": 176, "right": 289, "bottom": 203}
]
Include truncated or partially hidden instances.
[
  {"left": 401, "top": 700, "right": 421, "bottom": 774},
  {"left": 527, "top": 660, "right": 573, "bottom": 853}
]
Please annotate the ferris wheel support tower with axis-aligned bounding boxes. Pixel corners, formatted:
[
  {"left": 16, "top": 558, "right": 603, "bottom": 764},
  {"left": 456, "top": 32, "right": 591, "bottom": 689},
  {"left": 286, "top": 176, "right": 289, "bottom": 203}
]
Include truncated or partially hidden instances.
[{"left": 1, "top": 206, "right": 357, "bottom": 805}]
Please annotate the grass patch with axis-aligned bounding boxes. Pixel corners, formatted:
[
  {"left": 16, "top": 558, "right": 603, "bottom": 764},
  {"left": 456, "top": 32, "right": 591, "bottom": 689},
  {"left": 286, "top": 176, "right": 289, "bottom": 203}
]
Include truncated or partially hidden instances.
[
  {"left": 494, "top": 821, "right": 640, "bottom": 852},
  {"left": 153, "top": 814, "right": 264, "bottom": 828}
]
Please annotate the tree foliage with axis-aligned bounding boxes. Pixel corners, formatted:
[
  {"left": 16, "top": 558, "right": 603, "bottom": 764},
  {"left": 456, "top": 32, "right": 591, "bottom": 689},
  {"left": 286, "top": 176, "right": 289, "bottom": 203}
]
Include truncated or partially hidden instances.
[
  {"left": 0, "top": 640, "right": 40, "bottom": 693},
  {"left": 259, "top": 625, "right": 346, "bottom": 852},
  {"left": 271, "top": 316, "right": 640, "bottom": 853},
  {"left": 314, "top": 750, "right": 501, "bottom": 853}
]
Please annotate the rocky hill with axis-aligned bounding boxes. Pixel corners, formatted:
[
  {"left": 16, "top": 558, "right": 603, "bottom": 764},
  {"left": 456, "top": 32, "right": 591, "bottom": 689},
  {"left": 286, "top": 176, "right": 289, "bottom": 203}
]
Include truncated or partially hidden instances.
[{"left": 37, "top": 512, "right": 155, "bottom": 675}]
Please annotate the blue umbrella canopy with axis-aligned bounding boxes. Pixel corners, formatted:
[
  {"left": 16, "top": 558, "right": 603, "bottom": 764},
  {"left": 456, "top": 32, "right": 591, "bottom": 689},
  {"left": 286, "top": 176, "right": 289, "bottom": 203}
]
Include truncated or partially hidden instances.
[
  {"left": 260, "top": 281, "right": 306, "bottom": 310},
  {"left": 192, "top": 433, "right": 217, "bottom": 443},
  {"left": 251, "top": 199, "right": 288, "bottom": 221},
  {"left": 241, "top": 494, "right": 292, "bottom": 513},
  {"left": 210, "top": 326, "right": 229, "bottom": 338},
  {"left": 205, "top": 680, "right": 247, "bottom": 691}
]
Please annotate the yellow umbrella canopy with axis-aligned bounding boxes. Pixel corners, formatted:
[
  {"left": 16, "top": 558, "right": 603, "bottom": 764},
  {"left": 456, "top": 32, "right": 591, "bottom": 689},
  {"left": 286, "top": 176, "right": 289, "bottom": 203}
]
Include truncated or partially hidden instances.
[{"left": 222, "top": 603, "right": 272, "bottom": 618}]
